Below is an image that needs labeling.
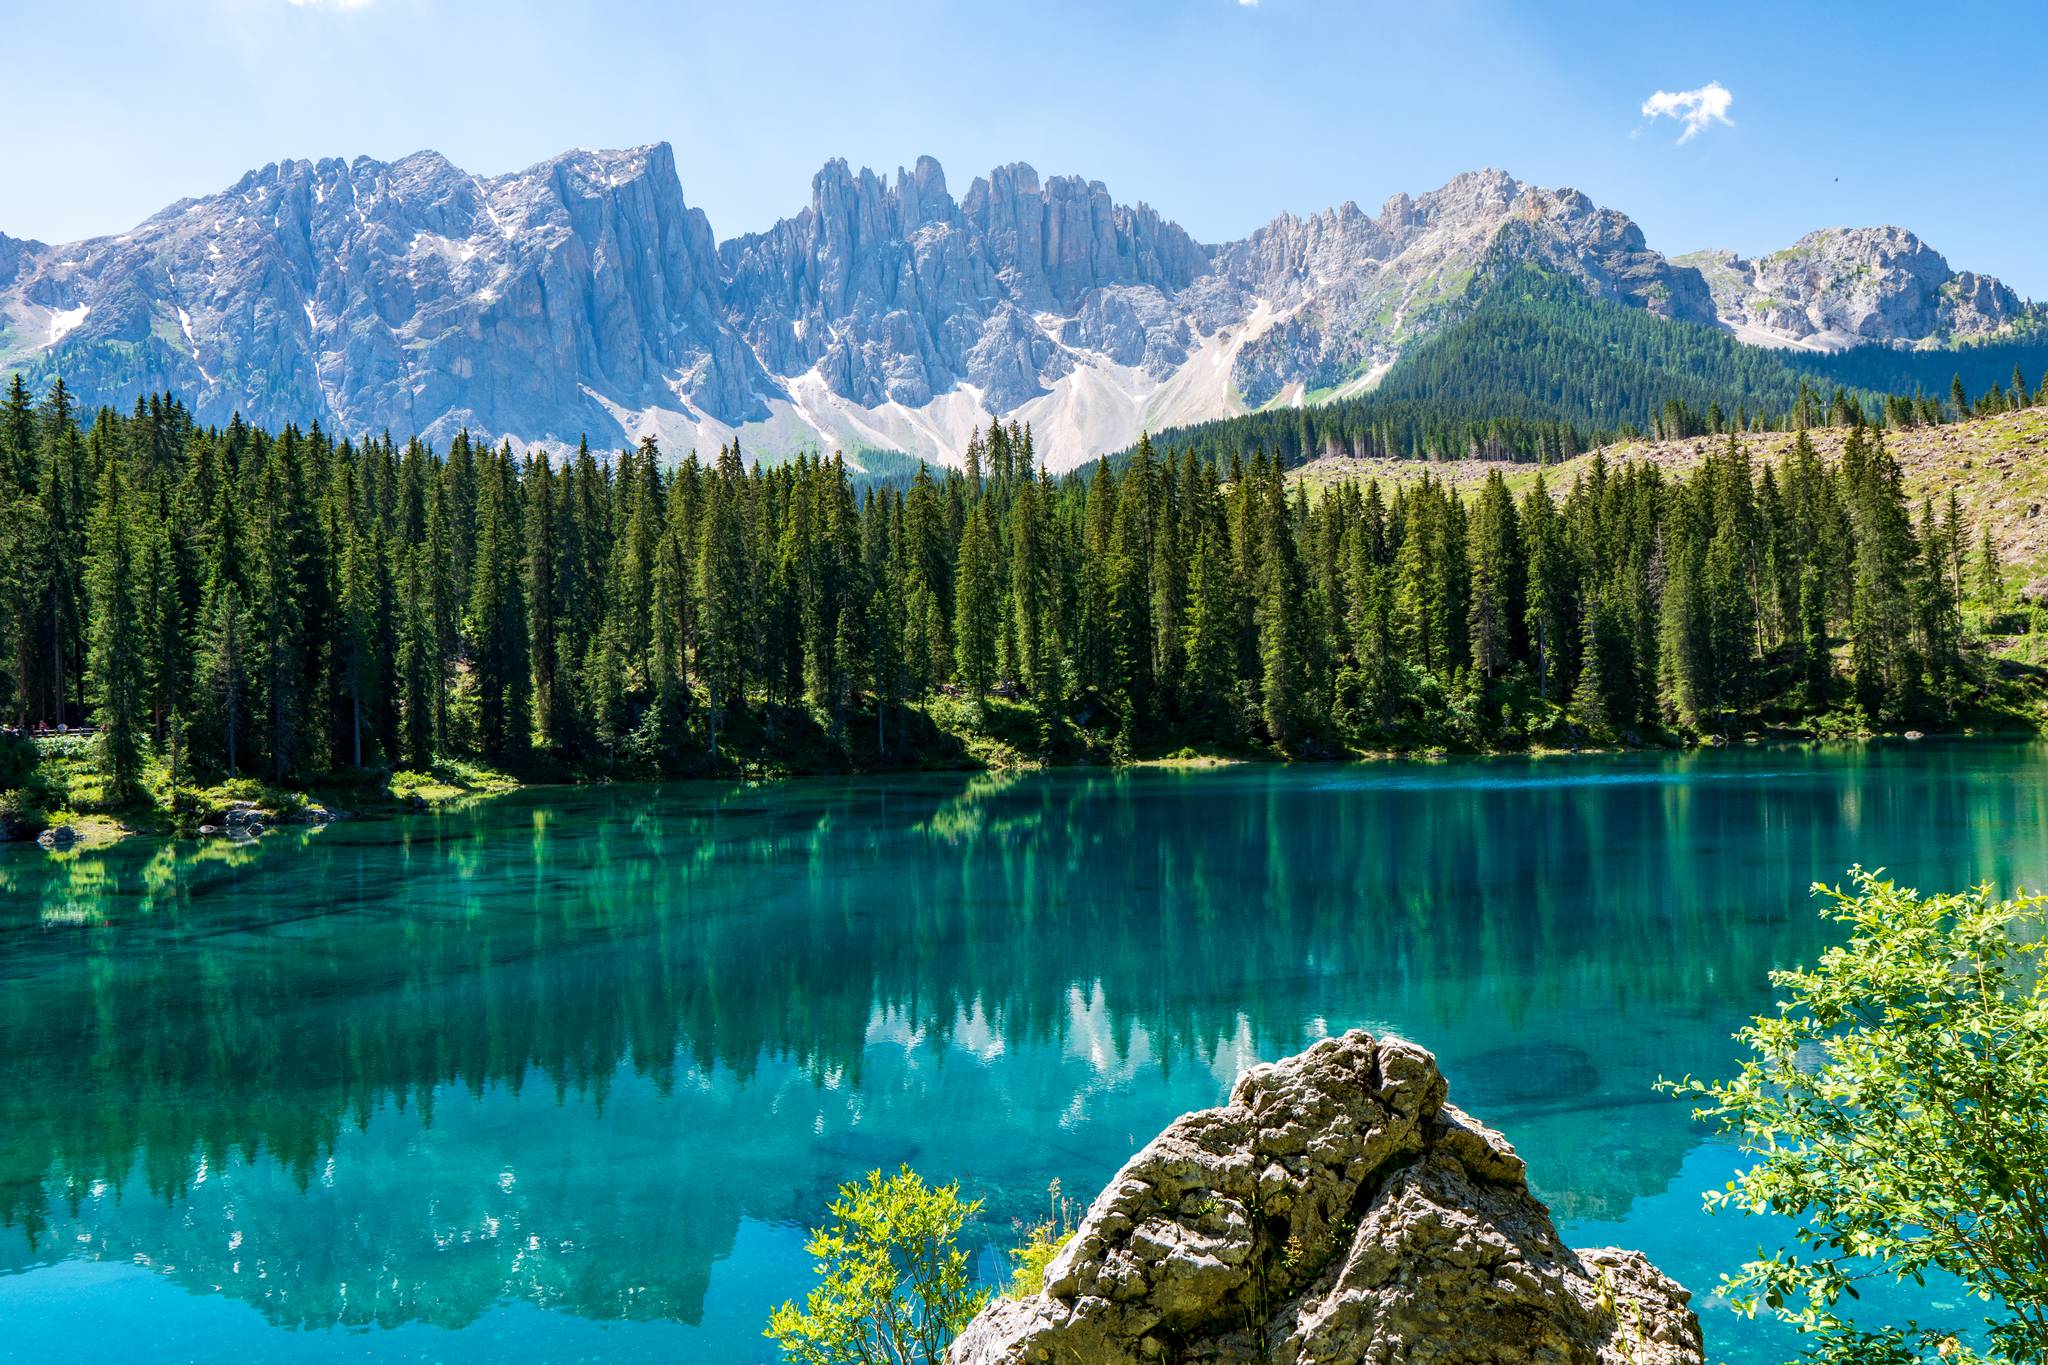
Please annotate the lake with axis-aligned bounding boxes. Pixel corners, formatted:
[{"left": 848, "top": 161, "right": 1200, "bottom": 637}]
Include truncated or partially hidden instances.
[{"left": 4, "top": 744, "right": 2044, "bottom": 1363}]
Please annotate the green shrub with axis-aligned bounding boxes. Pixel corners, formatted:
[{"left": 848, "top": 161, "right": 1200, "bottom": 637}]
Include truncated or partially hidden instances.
[
  {"left": 1665, "top": 869, "right": 2048, "bottom": 1364},
  {"left": 0, "top": 733, "right": 35, "bottom": 790},
  {"left": 766, "top": 1166, "right": 987, "bottom": 1365}
]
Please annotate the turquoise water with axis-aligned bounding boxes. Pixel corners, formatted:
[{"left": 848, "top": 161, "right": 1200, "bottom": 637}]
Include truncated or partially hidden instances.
[{"left": 4, "top": 745, "right": 2044, "bottom": 1363}]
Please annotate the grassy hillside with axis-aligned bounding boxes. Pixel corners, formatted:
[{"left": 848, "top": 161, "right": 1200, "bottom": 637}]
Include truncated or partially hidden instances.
[{"left": 1296, "top": 407, "right": 2048, "bottom": 573}]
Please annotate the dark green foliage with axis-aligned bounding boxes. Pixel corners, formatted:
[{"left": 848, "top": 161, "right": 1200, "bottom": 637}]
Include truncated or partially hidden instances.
[
  {"left": 84, "top": 449, "right": 146, "bottom": 797},
  {"left": 1790, "top": 334, "right": 2048, "bottom": 410},
  {"left": 1122, "top": 268, "right": 2028, "bottom": 473},
  {"left": 0, "top": 375, "right": 2005, "bottom": 802}
]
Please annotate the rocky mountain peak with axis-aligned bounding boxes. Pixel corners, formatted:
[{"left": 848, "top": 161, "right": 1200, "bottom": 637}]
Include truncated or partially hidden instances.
[
  {"left": 1405, "top": 165, "right": 1523, "bottom": 226},
  {"left": 1676, "top": 223, "right": 2031, "bottom": 350},
  {"left": 1, "top": 150, "right": 2033, "bottom": 471}
]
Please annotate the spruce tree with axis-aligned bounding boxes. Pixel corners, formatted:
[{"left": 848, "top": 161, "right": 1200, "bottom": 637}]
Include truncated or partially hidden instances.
[
  {"left": 1976, "top": 525, "right": 2004, "bottom": 604},
  {"left": 394, "top": 547, "right": 438, "bottom": 769},
  {"left": 952, "top": 501, "right": 999, "bottom": 700},
  {"left": 1570, "top": 593, "right": 1613, "bottom": 742},
  {"left": 695, "top": 460, "right": 748, "bottom": 760},
  {"left": 249, "top": 434, "right": 309, "bottom": 782},
  {"left": 85, "top": 451, "right": 147, "bottom": 798},
  {"left": 1182, "top": 501, "right": 1239, "bottom": 740},
  {"left": 1254, "top": 465, "right": 1309, "bottom": 749},
  {"left": 465, "top": 449, "right": 530, "bottom": 761},
  {"left": 1466, "top": 471, "right": 1524, "bottom": 677},
  {"left": 334, "top": 523, "right": 378, "bottom": 768}
]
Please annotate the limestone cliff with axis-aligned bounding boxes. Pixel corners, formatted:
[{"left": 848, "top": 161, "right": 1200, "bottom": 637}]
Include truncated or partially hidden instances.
[
  {"left": 949, "top": 1031, "right": 1702, "bottom": 1365},
  {"left": 3, "top": 145, "right": 2029, "bottom": 471},
  {"left": 1676, "top": 227, "right": 2032, "bottom": 352}
]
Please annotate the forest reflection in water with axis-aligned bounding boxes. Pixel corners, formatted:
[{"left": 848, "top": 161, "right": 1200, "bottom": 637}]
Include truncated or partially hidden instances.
[{"left": 3, "top": 743, "right": 2044, "bottom": 1362}]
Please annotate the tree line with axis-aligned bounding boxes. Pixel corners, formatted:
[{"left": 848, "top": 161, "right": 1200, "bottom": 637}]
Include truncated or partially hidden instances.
[
  {"left": 1125, "top": 266, "right": 2048, "bottom": 470},
  {"left": 0, "top": 370, "right": 2009, "bottom": 801}
]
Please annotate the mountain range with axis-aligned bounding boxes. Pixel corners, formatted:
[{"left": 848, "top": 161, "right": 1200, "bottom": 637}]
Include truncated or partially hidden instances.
[{"left": 0, "top": 142, "right": 2036, "bottom": 471}]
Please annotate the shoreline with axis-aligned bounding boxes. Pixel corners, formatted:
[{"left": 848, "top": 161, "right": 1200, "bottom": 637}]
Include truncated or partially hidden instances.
[{"left": 9, "top": 721, "right": 2037, "bottom": 857}]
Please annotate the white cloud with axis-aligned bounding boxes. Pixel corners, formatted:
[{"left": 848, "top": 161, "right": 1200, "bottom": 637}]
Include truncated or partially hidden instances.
[
  {"left": 1640, "top": 81, "right": 1733, "bottom": 143},
  {"left": 288, "top": 0, "right": 376, "bottom": 8}
]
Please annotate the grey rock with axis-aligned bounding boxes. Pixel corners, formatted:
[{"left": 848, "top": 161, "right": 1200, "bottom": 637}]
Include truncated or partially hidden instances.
[
  {"left": 717, "top": 156, "right": 1206, "bottom": 414},
  {"left": 4, "top": 150, "right": 2031, "bottom": 472},
  {"left": 36, "top": 824, "right": 78, "bottom": 849},
  {"left": 3, "top": 144, "right": 761, "bottom": 448},
  {"left": 1676, "top": 227, "right": 2031, "bottom": 351},
  {"left": 949, "top": 1031, "right": 1701, "bottom": 1365}
]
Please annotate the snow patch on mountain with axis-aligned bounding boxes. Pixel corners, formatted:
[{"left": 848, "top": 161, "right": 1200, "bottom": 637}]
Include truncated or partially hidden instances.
[
  {"left": 45, "top": 304, "right": 88, "bottom": 348},
  {"left": 2, "top": 148, "right": 2034, "bottom": 471}
]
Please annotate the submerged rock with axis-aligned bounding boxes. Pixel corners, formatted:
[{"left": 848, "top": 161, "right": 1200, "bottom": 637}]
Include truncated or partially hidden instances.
[{"left": 950, "top": 1031, "right": 1701, "bottom": 1365}]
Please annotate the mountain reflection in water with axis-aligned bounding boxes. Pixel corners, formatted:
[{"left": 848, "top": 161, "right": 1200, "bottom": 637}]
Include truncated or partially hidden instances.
[{"left": 4, "top": 745, "right": 2044, "bottom": 1363}]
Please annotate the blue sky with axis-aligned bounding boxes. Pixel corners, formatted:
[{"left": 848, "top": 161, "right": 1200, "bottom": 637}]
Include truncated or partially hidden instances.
[{"left": 7, "top": 0, "right": 2044, "bottom": 294}]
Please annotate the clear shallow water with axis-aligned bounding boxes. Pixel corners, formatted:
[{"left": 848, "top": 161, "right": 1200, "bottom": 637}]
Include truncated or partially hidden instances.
[{"left": 3, "top": 744, "right": 2044, "bottom": 1363}]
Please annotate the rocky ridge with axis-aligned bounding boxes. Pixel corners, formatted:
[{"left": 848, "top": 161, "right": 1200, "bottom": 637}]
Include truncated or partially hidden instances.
[
  {"left": 2, "top": 147, "right": 2034, "bottom": 471},
  {"left": 1675, "top": 227, "right": 2029, "bottom": 352},
  {"left": 949, "top": 1030, "right": 1702, "bottom": 1365}
]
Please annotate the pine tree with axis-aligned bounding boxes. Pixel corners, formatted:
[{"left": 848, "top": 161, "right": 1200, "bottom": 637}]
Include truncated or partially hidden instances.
[
  {"left": 1106, "top": 440, "right": 1157, "bottom": 727},
  {"left": 201, "top": 582, "right": 250, "bottom": 775},
  {"left": 1182, "top": 492, "right": 1239, "bottom": 739},
  {"left": 1254, "top": 465, "right": 1309, "bottom": 749},
  {"left": 1007, "top": 478, "right": 1060, "bottom": 719},
  {"left": 141, "top": 511, "right": 192, "bottom": 787},
  {"left": 1570, "top": 594, "right": 1613, "bottom": 742},
  {"left": 1798, "top": 562, "right": 1831, "bottom": 711},
  {"left": 250, "top": 434, "right": 308, "bottom": 782},
  {"left": 334, "top": 522, "right": 378, "bottom": 767},
  {"left": 85, "top": 452, "right": 147, "bottom": 797},
  {"left": 1843, "top": 429, "right": 1923, "bottom": 724},
  {"left": 1075, "top": 462, "right": 1117, "bottom": 697},
  {"left": 869, "top": 581, "right": 905, "bottom": 755},
  {"left": 465, "top": 449, "right": 530, "bottom": 760},
  {"left": 1466, "top": 472, "right": 1525, "bottom": 677},
  {"left": 695, "top": 458, "right": 748, "bottom": 761},
  {"left": 525, "top": 453, "right": 567, "bottom": 750},
  {"left": 952, "top": 501, "right": 999, "bottom": 700},
  {"left": 1658, "top": 497, "right": 1710, "bottom": 731},
  {"left": 1976, "top": 524, "right": 2004, "bottom": 604},
  {"left": 38, "top": 394, "right": 88, "bottom": 727},
  {"left": 1521, "top": 479, "right": 1572, "bottom": 700},
  {"left": 394, "top": 546, "right": 437, "bottom": 769}
]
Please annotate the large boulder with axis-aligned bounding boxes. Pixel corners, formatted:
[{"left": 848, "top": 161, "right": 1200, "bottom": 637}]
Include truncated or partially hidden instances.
[{"left": 950, "top": 1031, "right": 1701, "bottom": 1365}]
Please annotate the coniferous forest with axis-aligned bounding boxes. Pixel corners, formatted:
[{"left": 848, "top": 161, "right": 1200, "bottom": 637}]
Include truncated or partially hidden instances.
[
  {"left": 1128, "top": 267, "right": 2048, "bottom": 468},
  {"left": 0, "top": 362, "right": 2035, "bottom": 817}
]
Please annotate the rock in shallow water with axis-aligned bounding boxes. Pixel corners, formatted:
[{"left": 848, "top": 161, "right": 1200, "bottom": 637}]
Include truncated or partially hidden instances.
[{"left": 949, "top": 1030, "right": 1701, "bottom": 1365}]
